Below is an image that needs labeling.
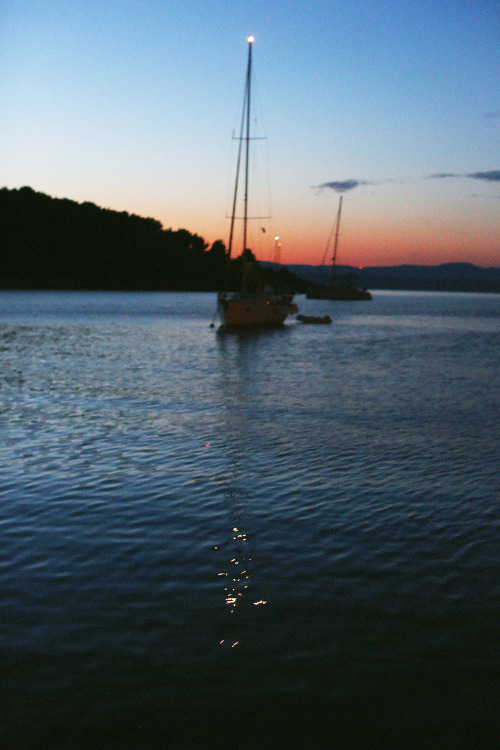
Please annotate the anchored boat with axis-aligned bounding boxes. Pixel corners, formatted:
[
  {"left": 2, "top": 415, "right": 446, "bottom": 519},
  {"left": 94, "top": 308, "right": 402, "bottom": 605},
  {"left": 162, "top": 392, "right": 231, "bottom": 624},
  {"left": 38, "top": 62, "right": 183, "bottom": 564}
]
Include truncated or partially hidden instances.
[
  {"left": 306, "top": 196, "right": 372, "bottom": 301},
  {"left": 217, "top": 37, "right": 297, "bottom": 327}
]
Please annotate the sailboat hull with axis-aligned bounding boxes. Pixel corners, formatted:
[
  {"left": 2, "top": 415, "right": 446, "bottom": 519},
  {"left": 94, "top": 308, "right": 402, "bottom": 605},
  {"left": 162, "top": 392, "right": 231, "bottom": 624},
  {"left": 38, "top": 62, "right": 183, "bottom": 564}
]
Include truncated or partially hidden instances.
[
  {"left": 220, "top": 294, "right": 297, "bottom": 327},
  {"left": 306, "top": 283, "right": 372, "bottom": 301}
]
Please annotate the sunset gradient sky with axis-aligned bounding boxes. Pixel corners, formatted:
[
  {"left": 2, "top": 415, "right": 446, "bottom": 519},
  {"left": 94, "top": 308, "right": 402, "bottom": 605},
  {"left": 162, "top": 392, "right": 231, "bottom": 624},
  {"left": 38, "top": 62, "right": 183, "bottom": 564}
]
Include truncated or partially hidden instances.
[{"left": 2, "top": 0, "right": 499, "bottom": 267}]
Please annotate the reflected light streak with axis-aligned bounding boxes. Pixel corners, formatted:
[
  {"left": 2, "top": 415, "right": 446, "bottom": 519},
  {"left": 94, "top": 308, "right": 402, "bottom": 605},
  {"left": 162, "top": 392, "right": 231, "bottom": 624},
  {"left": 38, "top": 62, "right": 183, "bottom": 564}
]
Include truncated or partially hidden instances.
[{"left": 217, "top": 525, "right": 251, "bottom": 616}]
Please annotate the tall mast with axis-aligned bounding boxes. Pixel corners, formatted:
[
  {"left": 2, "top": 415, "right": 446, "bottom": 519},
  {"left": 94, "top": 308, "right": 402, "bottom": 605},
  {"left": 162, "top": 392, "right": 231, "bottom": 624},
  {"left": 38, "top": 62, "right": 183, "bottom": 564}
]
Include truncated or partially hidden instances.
[
  {"left": 331, "top": 195, "right": 343, "bottom": 282},
  {"left": 243, "top": 35, "right": 253, "bottom": 255},
  {"left": 227, "top": 84, "right": 247, "bottom": 259},
  {"left": 226, "top": 36, "right": 254, "bottom": 261}
]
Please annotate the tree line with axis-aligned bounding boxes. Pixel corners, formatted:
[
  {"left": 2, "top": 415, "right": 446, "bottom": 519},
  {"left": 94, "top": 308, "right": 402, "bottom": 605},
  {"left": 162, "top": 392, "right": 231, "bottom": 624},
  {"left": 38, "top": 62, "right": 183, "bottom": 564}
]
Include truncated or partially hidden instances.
[{"left": 0, "top": 187, "right": 302, "bottom": 292}]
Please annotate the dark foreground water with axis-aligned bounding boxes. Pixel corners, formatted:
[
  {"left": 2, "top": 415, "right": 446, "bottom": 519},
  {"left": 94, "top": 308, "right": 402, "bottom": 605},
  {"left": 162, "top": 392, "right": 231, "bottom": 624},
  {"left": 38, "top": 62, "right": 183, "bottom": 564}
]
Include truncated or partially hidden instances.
[{"left": 1, "top": 291, "right": 499, "bottom": 749}]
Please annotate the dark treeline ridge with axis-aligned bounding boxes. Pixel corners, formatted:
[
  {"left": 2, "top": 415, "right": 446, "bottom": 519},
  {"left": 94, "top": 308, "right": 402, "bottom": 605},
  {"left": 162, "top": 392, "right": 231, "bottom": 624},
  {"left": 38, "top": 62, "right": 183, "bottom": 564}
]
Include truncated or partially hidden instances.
[{"left": 0, "top": 187, "right": 302, "bottom": 292}]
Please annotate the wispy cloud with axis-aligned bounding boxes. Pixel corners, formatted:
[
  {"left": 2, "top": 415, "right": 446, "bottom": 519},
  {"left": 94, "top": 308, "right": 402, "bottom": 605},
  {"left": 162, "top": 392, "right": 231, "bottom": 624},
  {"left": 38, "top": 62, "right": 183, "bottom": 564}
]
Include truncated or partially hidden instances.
[
  {"left": 426, "top": 170, "right": 500, "bottom": 182},
  {"left": 314, "top": 179, "right": 374, "bottom": 193},
  {"left": 315, "top": 171, "right": 500, "bottom": 196},
  {"left": 427, "top": 173, "right": 460, "bottom": 179},
  {"left": 483, "top": 110, "right": 500, "bottom": 119}
]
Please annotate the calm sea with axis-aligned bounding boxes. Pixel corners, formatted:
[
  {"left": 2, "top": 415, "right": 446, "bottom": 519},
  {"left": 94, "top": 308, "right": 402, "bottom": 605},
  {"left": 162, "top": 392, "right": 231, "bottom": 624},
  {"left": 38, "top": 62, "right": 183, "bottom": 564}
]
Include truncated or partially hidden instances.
[{"left": 1, "top": 290, "right": 499, "bottom": 749}]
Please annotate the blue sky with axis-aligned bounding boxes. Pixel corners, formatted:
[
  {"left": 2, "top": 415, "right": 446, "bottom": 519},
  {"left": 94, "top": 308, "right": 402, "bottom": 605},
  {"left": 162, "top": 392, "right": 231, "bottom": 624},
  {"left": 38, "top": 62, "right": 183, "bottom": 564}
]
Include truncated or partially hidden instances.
[{"left": 1, "top": 0, "right": 499, "bottom": 266}]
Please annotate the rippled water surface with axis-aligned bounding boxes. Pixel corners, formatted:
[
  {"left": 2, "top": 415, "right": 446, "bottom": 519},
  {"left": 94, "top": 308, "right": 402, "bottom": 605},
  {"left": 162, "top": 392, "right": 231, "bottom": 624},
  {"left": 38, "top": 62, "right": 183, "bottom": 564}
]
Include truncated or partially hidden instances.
[{"left": 1, "top": 291, "right": 499, "bottom": 748}]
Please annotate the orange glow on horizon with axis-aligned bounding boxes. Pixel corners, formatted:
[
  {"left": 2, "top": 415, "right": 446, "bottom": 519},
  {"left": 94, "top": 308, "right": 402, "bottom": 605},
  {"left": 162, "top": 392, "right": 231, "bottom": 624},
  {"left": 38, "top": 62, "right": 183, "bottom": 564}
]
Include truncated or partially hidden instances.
[{"left": 154, "top": 202, "right": 500, "bottom": 269}]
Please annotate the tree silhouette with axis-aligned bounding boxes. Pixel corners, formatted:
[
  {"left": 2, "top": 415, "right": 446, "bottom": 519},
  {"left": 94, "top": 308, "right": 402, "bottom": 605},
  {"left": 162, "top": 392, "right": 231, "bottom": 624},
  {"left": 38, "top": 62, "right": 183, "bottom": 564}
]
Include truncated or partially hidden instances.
[{"left": 0, "top": 187, "right": 303, "bottom": 292}]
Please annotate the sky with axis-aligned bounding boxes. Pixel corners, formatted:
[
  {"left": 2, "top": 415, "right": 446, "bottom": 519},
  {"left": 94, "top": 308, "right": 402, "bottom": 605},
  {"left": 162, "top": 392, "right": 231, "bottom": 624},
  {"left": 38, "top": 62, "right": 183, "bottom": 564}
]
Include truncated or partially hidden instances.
[{"left": 1, "top": 0, "right": 499, "bottom": 267}]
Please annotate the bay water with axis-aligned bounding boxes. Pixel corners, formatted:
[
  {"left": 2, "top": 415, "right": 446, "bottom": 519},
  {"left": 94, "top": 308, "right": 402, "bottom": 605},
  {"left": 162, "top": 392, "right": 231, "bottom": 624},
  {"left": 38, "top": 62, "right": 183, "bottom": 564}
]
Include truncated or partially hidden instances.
[{"left": 1, "top": 290, "right": 498, "bottom": 748}]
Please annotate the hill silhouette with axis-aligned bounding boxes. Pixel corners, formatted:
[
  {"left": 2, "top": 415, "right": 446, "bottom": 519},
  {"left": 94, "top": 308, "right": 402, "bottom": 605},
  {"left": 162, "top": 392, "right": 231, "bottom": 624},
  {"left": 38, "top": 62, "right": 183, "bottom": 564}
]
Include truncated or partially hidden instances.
[{"left": 282, "top": 262, "right": 500, "bottom": 293}]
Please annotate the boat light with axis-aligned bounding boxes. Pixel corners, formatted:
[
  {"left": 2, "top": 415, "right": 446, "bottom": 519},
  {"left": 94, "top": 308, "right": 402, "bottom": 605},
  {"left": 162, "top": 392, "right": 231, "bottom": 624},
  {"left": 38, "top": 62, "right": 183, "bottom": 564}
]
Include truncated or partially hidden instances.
[{"left": 247, "top": 35, "right": 255, "bottom": 43}]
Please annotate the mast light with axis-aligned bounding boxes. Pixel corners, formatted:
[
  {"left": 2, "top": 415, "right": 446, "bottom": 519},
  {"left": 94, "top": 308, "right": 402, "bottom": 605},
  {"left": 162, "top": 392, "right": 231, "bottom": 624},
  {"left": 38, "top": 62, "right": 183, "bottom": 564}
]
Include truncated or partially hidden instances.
[{"left": 247, "top": 35, "right": 255, "bottom": 44}]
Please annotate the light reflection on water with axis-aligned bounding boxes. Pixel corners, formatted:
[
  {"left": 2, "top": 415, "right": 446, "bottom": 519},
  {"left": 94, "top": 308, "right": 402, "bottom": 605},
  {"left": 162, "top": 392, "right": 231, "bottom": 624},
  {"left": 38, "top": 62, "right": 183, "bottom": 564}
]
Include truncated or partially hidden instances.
[{"left": 0, "top": 291, "right": 499, "bottom": 748}]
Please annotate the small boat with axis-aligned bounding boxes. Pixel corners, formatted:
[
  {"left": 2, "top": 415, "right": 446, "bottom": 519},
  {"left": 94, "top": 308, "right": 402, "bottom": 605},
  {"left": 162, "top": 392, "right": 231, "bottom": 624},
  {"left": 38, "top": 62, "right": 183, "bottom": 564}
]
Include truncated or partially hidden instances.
[
  {"left": 217, "top": 37, "right": 297, "bottom": 327},
  {"left": 296, "top": 314, "right": 332, "bottom": 324},
  {"left": 306, "top": 196, "right": 372, "bottom": 301}
]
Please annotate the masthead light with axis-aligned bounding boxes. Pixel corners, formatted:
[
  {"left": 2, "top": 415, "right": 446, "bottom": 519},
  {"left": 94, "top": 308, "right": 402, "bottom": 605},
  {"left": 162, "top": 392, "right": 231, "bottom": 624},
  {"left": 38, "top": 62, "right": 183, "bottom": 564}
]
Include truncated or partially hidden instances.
[{"left": 247, "top": 35, "right": 255, "bottom": 44}]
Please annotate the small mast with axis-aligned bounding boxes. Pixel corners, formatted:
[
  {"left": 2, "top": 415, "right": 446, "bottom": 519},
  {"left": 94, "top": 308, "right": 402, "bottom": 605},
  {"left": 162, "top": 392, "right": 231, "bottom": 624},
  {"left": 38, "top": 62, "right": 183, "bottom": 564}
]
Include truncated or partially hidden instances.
[{"left": 331, "top": 195, "right": 343, "bottom": 283}]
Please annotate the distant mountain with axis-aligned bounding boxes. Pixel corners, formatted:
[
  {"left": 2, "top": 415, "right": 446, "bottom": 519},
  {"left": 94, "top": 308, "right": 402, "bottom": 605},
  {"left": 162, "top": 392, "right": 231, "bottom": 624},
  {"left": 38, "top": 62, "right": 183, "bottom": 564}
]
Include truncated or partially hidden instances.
[{"left": 268, "top": 263, "right": 500, "bottom": 293}]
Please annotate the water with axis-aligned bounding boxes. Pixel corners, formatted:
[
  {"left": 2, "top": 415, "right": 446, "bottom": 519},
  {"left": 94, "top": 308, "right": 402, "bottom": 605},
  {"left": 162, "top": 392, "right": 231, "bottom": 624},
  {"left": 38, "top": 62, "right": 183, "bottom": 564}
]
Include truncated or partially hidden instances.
[{"left": 1, "top": 290, "right": 498, "bottom": 749}]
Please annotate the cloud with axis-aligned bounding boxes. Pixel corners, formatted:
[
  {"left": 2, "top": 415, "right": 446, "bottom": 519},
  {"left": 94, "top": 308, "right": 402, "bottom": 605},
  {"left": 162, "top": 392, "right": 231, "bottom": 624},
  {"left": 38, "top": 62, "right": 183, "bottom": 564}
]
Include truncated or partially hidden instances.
[
  {"left": 427, "top": 172, "right": 460, "bottom": 179},
  {"left": 466, "top": 170, "right": 500, "bottom": 182},
  {"left": 314, "top": 179, "right": 373, "bottom": 193},
  {"left": 426, "top": 171, "right": 500, "bottom": 182},
  {"left": 483, "top": 110, "right": 500, "bottom": 119}
]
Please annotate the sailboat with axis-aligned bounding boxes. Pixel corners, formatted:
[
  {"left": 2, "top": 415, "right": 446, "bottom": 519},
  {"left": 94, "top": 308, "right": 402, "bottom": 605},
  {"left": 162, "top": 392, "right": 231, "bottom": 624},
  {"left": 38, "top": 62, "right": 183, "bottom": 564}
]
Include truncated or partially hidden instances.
[
  {"left": 217, "top": 36, "right": 297, "bottom": 327},
  {"left": 306, "top": 196, "right": 372, "bottom": 301}
]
